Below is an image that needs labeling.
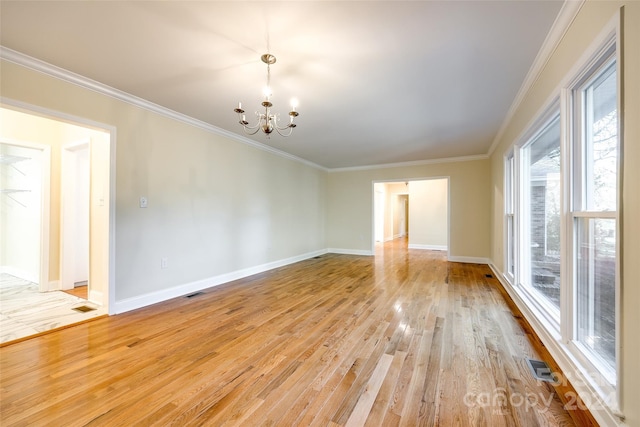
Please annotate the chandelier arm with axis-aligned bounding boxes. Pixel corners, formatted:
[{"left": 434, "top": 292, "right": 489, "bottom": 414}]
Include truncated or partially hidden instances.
[
  {"left": 241, "top": 120, "right": 262, "bottom": 130},
  {"left": 275, "top": 126, "right": 294, "bottom": 137},
  {"left": 236, "top": 111, "right": 264, "bottom": 130},
  {"left": 275, "top": 117, "right": 297, "bottom": 131},
  {"left": 275, "top": 120, "right": 295, "bottom": 131},
  {"left": 242, "top": 127, "right": 262, "bottom": 136}
]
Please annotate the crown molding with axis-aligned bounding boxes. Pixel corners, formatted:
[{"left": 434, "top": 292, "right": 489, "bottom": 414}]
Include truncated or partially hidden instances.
[
  {"left": 0, "top": 46, "right": 328, "bottom": 172},
  {"left": 487, "top": 0, "right": 586, "bottom": 157},
  {"left": 328, "top": 153, "right": 489, "bottom": 173}
]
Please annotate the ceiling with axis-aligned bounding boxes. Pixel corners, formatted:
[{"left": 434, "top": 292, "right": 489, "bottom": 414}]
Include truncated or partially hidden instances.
[{"left": 0, "top": 1, "right": 564, "bottom": 169}]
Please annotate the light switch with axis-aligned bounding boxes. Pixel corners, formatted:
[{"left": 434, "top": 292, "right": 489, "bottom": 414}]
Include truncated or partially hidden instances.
[{"left": 139, "top": 196, "right": 148, "bottom": 208}]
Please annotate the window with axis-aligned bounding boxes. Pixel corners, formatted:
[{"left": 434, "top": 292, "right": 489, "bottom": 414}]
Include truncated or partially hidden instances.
[
  {"left": 504, "top": 23, "right": 620, "bottom": 412},
  {"left": 504, "top": 32, "right": 621, "bottom": 407},
  {"left": 521, "top": 114, "right": 561, "bottom": 317},
  {"left": 505, "top": 152, "right": 516, "bottom": 281},
  {"left": 571, "top": 55, "right": 618, "bottom": 382}
]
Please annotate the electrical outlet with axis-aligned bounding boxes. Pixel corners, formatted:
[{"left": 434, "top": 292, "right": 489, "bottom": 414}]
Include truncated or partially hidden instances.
[
  {"left": 161, "top": 257, "right": 168, "bottom": 269},
  {"left": 139, "top": 196, "right": 148, "bottom": 208}
]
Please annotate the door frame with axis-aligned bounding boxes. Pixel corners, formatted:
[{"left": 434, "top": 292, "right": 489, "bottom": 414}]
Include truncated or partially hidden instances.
[{"left": 60, "top": 139, "right": 90, "bottom": 291}]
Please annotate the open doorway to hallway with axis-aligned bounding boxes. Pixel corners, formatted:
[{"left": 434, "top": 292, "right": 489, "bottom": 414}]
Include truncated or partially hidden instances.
[
  {"left": 373, "top": 178, "right": 449, "bottom": 254},
  {"left": 0, "top": 106, "right": 112, "bottom": 344}
]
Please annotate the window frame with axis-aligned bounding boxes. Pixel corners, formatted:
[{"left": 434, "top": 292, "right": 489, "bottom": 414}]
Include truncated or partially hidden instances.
[
  {"left": 504, "top": 150, "right": 516, "bottom": 284},
  {"left": 564, "top": 40, "right": 620, "bottom": 398},
  {"left": 515, "top": 103, "right": 563, "bottom": 334}
]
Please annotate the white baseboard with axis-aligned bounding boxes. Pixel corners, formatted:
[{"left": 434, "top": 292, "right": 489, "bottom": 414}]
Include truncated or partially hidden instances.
[
  {"left": 113, "top": 249, "right": 328, "bottom": 314},
  {"left": 327, "top": 248, "right": 374, "bottom": 256},
  {"left": 89, "top": 289, "right": 104, "bottom": 306},
  {"left": 447, "top": 256, "right": 491, "bottom": 264},
  {"left": 488, "top": 263, "right": 622, "bottom": 427},
  {"left": 48, "top": 280, "right": 60, "bottom": 291},
  {"left": 0, "top": 266, "right": 39, "bottom": 283},
  {"left": 408, "top": 244, "right": 447, "bottom": 251}
]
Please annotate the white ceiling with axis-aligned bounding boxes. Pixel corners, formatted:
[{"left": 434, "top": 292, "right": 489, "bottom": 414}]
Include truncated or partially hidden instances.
[{"left": 0, "top": 1, "right": 564, "bottom": 169}]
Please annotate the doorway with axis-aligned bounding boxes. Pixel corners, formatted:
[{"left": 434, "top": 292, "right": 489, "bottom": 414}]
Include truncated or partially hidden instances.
[
  {"left": 372, "top": 178, "right": 449, "bottom": 255},
  {"left": 0, "top": 104, "right": 114, "bottom": 343}
]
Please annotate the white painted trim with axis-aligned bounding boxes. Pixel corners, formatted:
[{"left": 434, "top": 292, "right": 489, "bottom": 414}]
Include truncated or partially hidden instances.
[
  {"left": 48, "top": 280, "right": 60, "bottom": 290},
  {"left": 488, "top": 264, "right": 623, "bottom": 427},
  {"left": 59, "top": 139, "right": 90, "bottom": 291},
  {"left": 408, "top": 244, "right": 447, "bottom": 251},
  {"left": 327, "top": 248, "right": 374, "bottom": 256},
  {"left": 0, "top": 266, "right": 39, "bottom": 283},
  {"left": 447, "top": 256, "right": 491, "bottom": 265},
  {"left": 113, "top": 249, "right": 328, "bottom": 314},
  {"left": 89, "top": 289, "right": 104, "bottom": 306},
  {"left": 107, "top": 128, "right": 117, "bottom": 315},
  {"left": 487, "top": 0, "right": 585, "bottom": 156},
  {"left": 0, "top": 48, "right": 328, "bottom": 172},
  {"left": 329, "top": 154, "right": 488, "bottom": 173}
]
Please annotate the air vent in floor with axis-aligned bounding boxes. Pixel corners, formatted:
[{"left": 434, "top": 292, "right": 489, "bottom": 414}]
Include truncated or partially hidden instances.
[
  {"left": 73, "top": 305, "right": 96, "bottom": 313},
  {"left": 526, "top": 358, "right": 557, "bottom": 383},
  {"left": 185, "top": 292, "right": 204, "bottom": 299}
]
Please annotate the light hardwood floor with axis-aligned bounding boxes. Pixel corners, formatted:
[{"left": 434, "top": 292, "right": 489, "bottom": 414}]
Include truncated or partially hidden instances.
[{"left": 0, "top": 239, "right": 594, "bottom": 426}]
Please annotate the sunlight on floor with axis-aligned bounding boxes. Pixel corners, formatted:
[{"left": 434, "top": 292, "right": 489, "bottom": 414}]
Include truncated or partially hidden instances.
[{"left": 0, "top": 273, "right": 106, "bottom": 344}]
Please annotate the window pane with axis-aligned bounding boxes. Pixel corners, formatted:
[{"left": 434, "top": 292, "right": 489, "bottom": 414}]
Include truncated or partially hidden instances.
[
  {"left": 585, "top": 64, "right": 617, "bottom": 211},
  {"left": 507, "top": 214, "right": 515, "bottom": 276},
  {"left": 524, "top": 116, "right": 561, "bottom": 310},
  {"left": 576, "top": 217, "right": 616, "bottom": 372}
]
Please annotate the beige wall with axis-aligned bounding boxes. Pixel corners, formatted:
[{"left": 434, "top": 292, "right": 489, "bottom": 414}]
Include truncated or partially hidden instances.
[
  {"left": 327, "top": 159, "right": 490, "bottom": 260},
  {"left": 1, "top": 60, "right": 327, "bottom": 305},
  {"left": 489, "top": 1, "right": 640, "bottom": 425},
  {"left": 408, "top": 179, "right": 448, "bottom": 249}
]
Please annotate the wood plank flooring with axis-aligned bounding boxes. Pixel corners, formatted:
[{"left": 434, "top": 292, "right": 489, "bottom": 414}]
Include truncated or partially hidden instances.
[
  {"left": 61, "top": 285, "right": 88, "bottom": 300},
  {"left": 0, "top": 239, "right": 592, "bottom": 426}
]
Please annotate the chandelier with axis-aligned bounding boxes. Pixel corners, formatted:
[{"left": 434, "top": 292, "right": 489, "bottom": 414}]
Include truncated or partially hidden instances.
[{"left": 233, "top": 54, "right": 299, "bottom": 137}]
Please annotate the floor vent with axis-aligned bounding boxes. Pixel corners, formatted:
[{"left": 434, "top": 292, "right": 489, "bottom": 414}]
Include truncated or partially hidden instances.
[
  {"left": 313, "top": 256, "right": 322, "bottom": 259},
  {"left": 185, "top": 292, "right": 204, "bottom": 299},
  {"left": 526, "top": 358, "right": 556, "bottom": 383},
  {"left": 73, "top": 305, "right": 96, "bottom": 313},
  {"left": 485, "top": 274, "right": 493, "bottom": 278}
]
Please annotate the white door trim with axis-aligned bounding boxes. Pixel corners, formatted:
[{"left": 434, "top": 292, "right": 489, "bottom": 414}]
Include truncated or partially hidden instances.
[{"left": 60, "top": 139, "right": 90, "bottom": 291}]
